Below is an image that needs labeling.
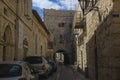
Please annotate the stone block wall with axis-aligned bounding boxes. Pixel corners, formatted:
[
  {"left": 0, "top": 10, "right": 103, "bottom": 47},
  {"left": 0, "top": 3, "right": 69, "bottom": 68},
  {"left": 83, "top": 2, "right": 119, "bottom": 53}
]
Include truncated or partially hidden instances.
[
  {"left": 0, "top": 0, "right": 51, "bottom": 61},
  {"left": 85, "top": 0, "right": 115, "bottom": 80},
  {"left": 44, "top": 9, "right": 75, "bottom": 54}
]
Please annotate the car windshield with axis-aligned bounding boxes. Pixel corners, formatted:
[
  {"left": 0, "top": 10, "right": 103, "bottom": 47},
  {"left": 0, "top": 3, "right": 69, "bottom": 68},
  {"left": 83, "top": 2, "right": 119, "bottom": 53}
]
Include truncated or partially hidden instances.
[
  {"left": 0, "top": 64, "right": 22, "bottom": 78},
  {"left": 24, "top": 56, "right": 42, "bottom": 64}
]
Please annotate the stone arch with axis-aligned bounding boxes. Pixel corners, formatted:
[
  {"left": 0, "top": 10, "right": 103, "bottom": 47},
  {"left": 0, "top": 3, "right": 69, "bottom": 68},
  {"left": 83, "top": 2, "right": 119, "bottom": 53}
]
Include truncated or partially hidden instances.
[
  {"left": 1, "top": 23, "right": 15, "bottom": 45},
  {"left": 55, "top": 49, "right": 70, "bottom": 65},
  {"left": 2, "top": 25, "right": 13, "bottom": 61}
]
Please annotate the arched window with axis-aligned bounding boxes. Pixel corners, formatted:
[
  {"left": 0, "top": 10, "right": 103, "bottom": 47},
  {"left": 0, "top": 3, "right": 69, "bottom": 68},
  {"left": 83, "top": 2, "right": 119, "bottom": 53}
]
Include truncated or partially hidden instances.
[{"left": 3, "top": 26, "right": 13, "bottom": 61}]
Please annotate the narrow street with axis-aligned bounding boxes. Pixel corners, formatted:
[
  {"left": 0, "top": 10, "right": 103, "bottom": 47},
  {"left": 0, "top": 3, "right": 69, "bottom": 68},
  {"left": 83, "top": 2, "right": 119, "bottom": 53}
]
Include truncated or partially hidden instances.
[
  {"left": 41, "top": 64, "right": 86, "bottom": 80},
  {"left": 58, "top": 65, "right": 74, "bottom": 80},
  {"left": 0, "top": 0, "right": 119, "bottom": 80}
]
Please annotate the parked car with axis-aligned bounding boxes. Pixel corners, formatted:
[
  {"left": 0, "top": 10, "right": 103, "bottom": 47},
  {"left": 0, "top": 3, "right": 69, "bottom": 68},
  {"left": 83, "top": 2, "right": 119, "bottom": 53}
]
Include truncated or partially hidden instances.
[
  {"left": 0, "top": 61, "right": 39, "bottom": 80},
  {"left": 48, "top": 59, "right": 57, "bottom": 74},
  {"left": 23, "top": 56, "right": 51, "bottom": 78}
]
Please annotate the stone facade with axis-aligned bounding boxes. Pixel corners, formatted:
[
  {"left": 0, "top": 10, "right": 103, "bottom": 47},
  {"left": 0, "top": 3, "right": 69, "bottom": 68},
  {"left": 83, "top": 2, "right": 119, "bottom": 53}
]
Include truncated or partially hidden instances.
[
  {"left": 0, "top": 0, "right": 51, "bottom": 61},
  {"left": 73, "top": 4, "right": 87, "bottom": 72},
  {"left": 86, "top": 0, "right": 114, "bottom": 80},
  {"left": 44, "top": 9, "right": 75, "bottom": 63},
  {"left": 32, "top": 10, "right": 53, "bottom": 58},
  {"left": 75, "top": 0, "right": 120, "bottom": 80}
]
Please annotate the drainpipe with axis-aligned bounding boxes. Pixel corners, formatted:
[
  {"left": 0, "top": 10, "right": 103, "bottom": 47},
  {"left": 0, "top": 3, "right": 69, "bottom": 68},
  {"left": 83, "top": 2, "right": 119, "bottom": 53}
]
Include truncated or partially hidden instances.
[{"left": 94, "top": 31, "right": 98, "bottom": 80}]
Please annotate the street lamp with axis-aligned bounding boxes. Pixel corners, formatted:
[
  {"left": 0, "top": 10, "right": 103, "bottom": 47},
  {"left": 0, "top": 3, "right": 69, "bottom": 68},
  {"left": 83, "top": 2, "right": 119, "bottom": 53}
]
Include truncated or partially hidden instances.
[
  {"left": 78, "top": 0, "right": 98, "bottom": 15},
  {"left": 78, "top": 0, "right": 89, "bottom": 15}
]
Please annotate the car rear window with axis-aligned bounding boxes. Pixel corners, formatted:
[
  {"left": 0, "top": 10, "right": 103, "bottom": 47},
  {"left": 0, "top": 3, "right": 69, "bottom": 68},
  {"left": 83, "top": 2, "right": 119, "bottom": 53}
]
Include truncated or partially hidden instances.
[
  {"left": 24, "top": 56, "right": 42, "bottom": 64},
  {"left": 0, "top": 64, "right": 22, "bottom": 78}
]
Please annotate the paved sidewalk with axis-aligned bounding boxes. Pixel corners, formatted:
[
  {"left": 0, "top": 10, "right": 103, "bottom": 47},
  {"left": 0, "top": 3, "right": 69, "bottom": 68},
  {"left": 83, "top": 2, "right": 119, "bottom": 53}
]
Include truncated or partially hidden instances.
[{"left": 69, "top": 65, "right": 90, "bottom": 80}]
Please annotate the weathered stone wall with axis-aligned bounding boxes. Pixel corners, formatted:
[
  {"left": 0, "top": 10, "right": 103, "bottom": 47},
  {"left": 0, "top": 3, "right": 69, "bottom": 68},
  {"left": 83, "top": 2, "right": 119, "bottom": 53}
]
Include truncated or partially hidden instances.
[
  {"left": 0, "top": 0, "right": 51, "bottom": 61},
  {"left": 32, "top": 11, "right": 50, "bottom": 57},
  {"left": 44, "top": 9, "right": 75, "bottom": 55},
  {"left": 0, "top": 0, "right": 17, "bottom": 61},
  {"left": 85, "top": 0, "right": 120, "bottom": 80},
  {"left": 73, "top": 3, "right": 88, "bottom": 73},
  {"left": 96, "top": 14, "right": 113, "bottom": 80}
]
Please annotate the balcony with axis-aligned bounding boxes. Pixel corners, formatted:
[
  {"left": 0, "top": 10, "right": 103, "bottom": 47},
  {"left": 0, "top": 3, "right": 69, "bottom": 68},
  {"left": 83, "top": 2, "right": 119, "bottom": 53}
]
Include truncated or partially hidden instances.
[{"left": 75, "top": 19, "right": 86, "bottom": 29}]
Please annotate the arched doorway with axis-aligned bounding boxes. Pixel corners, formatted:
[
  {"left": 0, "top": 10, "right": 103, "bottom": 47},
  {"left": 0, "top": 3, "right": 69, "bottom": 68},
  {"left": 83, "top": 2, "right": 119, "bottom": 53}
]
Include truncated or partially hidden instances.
[
  {"left": 55, "top": 49, "right": 70, "bottom": 65},
  {"left": 3, "top": 26, "right": 13, "bottom": 61}
]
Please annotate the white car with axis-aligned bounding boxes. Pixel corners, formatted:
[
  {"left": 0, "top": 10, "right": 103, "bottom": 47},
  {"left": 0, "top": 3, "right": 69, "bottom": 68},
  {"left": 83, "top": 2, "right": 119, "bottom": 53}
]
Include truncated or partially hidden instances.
[
  {"left": 0, "top": 61, "right": 39, "bottom": 80},
  {"left": 24, "top": 56, "right": 51, "bottom": 78}
]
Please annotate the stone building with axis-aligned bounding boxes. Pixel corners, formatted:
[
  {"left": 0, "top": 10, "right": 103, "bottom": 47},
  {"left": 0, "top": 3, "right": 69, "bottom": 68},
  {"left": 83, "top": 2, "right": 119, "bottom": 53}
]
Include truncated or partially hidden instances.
[
  {"left": 73, "top": 4, "right": 87, "bottom": 72},
  {"left": 44, "top": 9, "right": 75, "bottom": 64},
  {"left": 0, "top": 0, "right": 52, "bottom": 61},
  {"left": 75, "top": 0, "right": 120, "bottom": 80},
  {"left": 85, "top": 0, "right": 114, "bottom": 80},
  {"left": 0, "top": 0, "right": 33, "bottom": 61},
  {"left": 32, "top": 10, "right": 53, "bottom": 58}
]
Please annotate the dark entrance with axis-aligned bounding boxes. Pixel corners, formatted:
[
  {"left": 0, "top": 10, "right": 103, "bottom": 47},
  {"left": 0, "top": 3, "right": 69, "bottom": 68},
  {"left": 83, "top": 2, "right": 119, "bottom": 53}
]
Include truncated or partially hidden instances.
[
  {"left": 55, "top": 49, "right": 70, "bottom": 65},
  {"left": 64, "top": 53, "right": 70, "bottom": 65}
]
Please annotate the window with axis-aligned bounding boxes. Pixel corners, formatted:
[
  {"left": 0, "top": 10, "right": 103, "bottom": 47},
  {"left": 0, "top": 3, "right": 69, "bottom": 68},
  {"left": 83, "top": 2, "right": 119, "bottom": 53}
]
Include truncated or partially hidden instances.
[
  {"left": 41, "top": 46, "right": 42, "bottom": 54},
  {"left": 4, "top": 8, "right": 7, "bottom": 16},
  {"left": 0, "top": 64, "right": 22, "bottom": 77},
  {"left": 48, "top": 41, "right": 53, "bottom": 49},
  {"left": 69, "top": 23, "right": 72, "bottom": 28},
  {"left": 112, "top": 14, "right": 119, "bottom": 17},
  {"left": 58, "top": 23, "right": 65, "bottom": 27},
  {"left": 24, "top": 56, "right": 42, "bottom": 64},
  {"left": 34, "top": 34, "right": 37, "bottom": 54},
  {"left": 59, "top": 35, "right": 64, "bottom": 44}
]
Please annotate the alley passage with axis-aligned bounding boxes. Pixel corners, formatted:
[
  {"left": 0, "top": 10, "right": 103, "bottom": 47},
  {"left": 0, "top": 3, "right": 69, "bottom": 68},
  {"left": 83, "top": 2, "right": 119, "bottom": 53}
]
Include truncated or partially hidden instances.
[
  {"left": 42, "top": 64, "right": 83, "bottom": 80},
  {"left": 58, "top": 65, "right": 75, "bottom": 80}
]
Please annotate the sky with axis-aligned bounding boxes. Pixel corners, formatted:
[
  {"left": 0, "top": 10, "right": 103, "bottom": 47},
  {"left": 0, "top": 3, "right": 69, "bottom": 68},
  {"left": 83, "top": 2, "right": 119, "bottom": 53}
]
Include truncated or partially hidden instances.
[{"left": 32, "top": 0, "right": 78, "bottom": 20}]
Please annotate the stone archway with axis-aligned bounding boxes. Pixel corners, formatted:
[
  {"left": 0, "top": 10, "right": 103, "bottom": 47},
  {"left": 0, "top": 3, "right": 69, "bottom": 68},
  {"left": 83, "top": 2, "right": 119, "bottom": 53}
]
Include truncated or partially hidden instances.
[
  {"left": 3, "top": 26, "right": 13, "bottom": 61},
  {"left": 55, "top": 49, "right": 71, "bottom": 65}
]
